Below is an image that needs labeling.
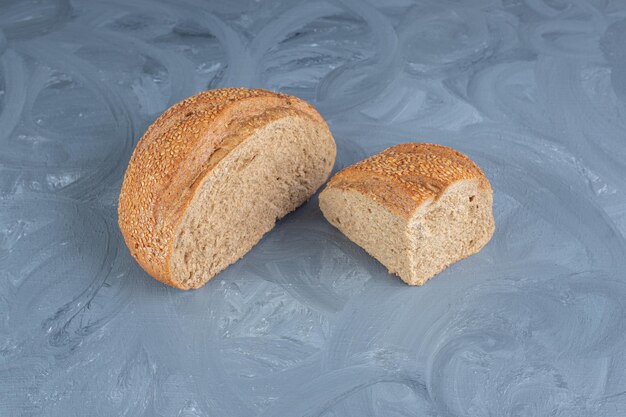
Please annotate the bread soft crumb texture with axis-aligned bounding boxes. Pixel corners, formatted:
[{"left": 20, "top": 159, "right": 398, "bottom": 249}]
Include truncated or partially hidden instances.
[
  {"left": 118, "top": 88, "right": 336, "bottom": 289},
  {"left": 319, "top": 143, "right": 494, "bottom": 285}
]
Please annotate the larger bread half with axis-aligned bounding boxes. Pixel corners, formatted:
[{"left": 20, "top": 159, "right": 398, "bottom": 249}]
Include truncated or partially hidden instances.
[
  {"left": 319, "top": 143, "right": 494, "bottom": 285},
  {"left": 119, "top": 88, "right": 336, "bottom": 289}
]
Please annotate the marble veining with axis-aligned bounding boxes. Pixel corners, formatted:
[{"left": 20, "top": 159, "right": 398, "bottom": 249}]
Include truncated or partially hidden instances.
[{"left": 1, "top": 0, "right": 626, "bottom": 415}]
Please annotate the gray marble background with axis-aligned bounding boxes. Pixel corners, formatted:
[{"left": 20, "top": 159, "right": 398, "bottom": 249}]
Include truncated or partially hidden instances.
[{"left": 2, "top": 0, "right": 626, "bottom": 416}]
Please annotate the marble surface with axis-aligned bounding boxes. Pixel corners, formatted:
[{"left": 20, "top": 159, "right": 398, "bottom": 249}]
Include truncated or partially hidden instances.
[{"left": 2, "top": 0, "right": 626, "bottom": 415}]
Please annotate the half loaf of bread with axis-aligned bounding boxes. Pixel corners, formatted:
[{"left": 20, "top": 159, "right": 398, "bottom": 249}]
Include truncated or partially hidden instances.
[
  {"left": 119, "top": 88, "right": 336, "bottom": 289},
  {"left": 319, "top": 143, "right": 494, "bottom": 285}
]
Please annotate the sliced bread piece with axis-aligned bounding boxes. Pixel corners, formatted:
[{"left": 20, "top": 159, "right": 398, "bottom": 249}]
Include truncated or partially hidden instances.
[
  {"left": 319, "top": 143, "right": 494, "bottom": 285},
  {"left": 119, "top": 88, "right": 336, "bottom": 289}
]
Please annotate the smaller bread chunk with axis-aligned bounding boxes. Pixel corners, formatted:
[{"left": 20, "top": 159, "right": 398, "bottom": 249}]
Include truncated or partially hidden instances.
[
  {"left": 319, "top": 143, "right": 494, "bottom": 285},
  {"left": 119, "top": 88, "right": 336, "bottom": 290}
]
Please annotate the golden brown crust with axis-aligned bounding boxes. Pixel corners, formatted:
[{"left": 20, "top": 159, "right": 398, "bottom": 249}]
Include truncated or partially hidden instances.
[
  {"left": 325, "top": 143, "right": 492, "bottom": 220},
  {"left": 118, "top": 88, "right": 330, "bottom": 288}
]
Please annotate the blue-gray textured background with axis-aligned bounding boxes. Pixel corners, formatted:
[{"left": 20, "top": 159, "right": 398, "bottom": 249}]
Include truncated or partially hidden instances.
[{"left": 2, "top": 0, "right": 626, "bottom": 416}]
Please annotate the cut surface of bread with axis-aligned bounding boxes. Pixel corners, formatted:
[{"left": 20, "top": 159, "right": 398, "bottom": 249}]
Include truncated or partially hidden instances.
[
  {"left": 319, "top": 143, "right": 494, "bottom": 285},
  {"left": 118, "top": 88, "right": 336, "bottom": 289},
  {"left": 171, "top": 116, "right": 332, "bottom": 288}
]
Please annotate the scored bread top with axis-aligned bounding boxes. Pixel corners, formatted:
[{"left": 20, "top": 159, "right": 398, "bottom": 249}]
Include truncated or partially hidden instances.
[
  {"left": 118, "top": 88, "right": 329, "bottom": 286},
  {"left": 325, "top": 143, "right": 491, "bottom": 220}
]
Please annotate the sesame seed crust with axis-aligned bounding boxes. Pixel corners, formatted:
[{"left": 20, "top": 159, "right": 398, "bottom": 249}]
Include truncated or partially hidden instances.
[
  {"left": 118, "top": 88, "right": 328, "bottom": 287},
  {"left": 326, "top": 143, "right": 492, "bottom": 220}
]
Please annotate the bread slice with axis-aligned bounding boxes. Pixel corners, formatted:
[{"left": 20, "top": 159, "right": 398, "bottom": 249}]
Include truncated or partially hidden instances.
[
  {"left": 319, "top": 143, "right": 494, "bottom": 285},
  {"left": 118, "top": 88, "right": 336, "bottom": 289}
]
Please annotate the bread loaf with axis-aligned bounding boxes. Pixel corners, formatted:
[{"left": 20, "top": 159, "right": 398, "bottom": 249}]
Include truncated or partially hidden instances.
[
  {"left": 118, "top": 88, "right": 336, "bottom": 289},
  {"left": 319, "top": 143, "right": 494, "bottom": 285}
]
